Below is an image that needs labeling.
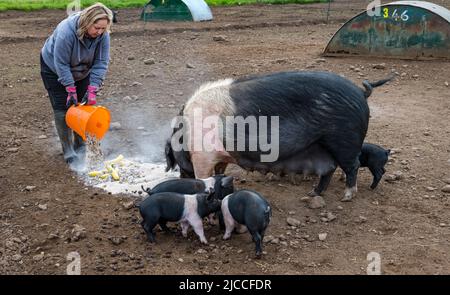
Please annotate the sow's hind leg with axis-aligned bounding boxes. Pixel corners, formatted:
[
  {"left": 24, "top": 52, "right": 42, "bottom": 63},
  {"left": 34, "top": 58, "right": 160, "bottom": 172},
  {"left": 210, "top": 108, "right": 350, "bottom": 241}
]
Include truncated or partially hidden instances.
[
  {"left": 321, "top": 139, "right": 362, "bottom": 202},
  {"left": 341, "top": 164, "right": 359, "bottom": 202}
]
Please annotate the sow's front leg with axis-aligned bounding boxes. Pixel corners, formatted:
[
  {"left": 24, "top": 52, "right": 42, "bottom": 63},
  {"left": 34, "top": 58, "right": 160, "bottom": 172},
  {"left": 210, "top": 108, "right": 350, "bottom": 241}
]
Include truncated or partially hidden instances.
[
  {"left": 191, "top": 153, "right": 216, "bottom": 178},
  {"left": 321, "top": 138, "right": 363, "bottom": 202},
  {"left": 192, "top": 152, "right": 230, "bottom": 227},
  {"left": 309, "top": 171, "right": 335, "bottom": 196}
]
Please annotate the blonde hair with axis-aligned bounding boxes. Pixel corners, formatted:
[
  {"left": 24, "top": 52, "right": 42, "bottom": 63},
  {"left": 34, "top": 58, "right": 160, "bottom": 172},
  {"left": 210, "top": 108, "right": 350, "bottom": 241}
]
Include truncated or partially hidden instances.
[{"left": 77, "top": 3, "right": 113, "bottom": 39}]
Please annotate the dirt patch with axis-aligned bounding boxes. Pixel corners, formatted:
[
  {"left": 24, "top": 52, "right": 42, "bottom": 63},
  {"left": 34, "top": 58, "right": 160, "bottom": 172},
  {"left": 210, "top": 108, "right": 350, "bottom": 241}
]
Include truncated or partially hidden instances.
[{"left": 1, "top": 3, "right": 449, "bottom": 274}]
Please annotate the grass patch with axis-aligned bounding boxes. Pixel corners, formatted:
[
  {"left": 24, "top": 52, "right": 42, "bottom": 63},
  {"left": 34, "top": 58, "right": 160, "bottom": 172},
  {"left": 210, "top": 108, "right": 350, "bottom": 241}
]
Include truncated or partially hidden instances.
[
  {"left": 207, "top": 0, "right": 328, "bottom": 5},
  {"left": 0, "top": 0, "right": 329, "bottom": 12},
  {"left": 0, "top": 1, "right": 146, "bottom": 11}
]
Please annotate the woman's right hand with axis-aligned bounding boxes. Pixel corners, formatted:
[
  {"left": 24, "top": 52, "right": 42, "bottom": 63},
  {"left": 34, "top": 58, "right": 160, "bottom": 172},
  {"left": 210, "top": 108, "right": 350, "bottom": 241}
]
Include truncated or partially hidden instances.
[{"left": 65, "top": 86, "right": 77, "bottom": 107}]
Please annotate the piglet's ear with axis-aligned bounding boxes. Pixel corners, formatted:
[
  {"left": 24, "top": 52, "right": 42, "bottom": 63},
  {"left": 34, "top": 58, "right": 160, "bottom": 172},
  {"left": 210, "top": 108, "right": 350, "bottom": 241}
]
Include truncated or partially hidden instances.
[
  {"left": 387, "top": 149, "right": 391, "bottom": 155},
  {"left": 221, "top": 176, "right": 234, "bottom": 187}
]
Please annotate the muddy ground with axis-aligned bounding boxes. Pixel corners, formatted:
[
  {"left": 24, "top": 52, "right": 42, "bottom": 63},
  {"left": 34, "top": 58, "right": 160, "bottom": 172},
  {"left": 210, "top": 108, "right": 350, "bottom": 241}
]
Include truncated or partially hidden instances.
[{"left": 1, "top": 2, "right": 449, "bottom": 275}]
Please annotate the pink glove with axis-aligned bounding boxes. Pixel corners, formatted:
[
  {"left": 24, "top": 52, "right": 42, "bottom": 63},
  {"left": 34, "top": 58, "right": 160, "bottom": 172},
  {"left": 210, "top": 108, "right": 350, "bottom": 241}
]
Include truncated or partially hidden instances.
[
  {"left": 66, "top": 86, "right": 77, "bottom": 108},
  {"left": 82, "top": 85, "right": 98, "bottom": 105}
]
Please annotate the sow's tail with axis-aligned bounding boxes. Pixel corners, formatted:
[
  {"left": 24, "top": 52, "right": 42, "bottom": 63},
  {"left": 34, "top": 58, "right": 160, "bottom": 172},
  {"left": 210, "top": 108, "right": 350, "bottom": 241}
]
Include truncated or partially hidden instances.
[{"left": 362, "top": 75, "right": 395, "bottom": 98}]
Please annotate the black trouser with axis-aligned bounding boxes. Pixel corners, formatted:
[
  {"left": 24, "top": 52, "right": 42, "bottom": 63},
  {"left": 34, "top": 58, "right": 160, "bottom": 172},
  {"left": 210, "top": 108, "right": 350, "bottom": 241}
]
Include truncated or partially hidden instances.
[{"left": 40, "top": 54, "right": 89, "bottom": 162}]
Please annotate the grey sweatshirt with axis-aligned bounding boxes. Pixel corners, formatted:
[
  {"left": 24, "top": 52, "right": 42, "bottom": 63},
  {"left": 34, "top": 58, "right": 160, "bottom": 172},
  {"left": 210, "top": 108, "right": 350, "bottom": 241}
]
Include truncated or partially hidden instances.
[{"left": 41, "top": 12, "right": 110, "bottom": 87}]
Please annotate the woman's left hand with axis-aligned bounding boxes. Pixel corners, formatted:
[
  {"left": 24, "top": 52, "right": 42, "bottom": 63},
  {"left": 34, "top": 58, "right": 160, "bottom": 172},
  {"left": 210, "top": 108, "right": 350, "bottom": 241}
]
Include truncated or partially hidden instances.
[{"left": 82, "top": 85, "right": 98, "bottom": 105}]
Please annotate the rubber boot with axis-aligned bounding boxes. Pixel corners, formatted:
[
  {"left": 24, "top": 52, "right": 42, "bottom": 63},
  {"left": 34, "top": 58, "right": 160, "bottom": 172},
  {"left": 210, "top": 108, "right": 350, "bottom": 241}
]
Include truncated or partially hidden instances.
[
  {"left": 73, "top": 132, "right": 86, "bottom": 162},
  {"left": 54, "top": 110, "right": 76, "bottom": 164}
]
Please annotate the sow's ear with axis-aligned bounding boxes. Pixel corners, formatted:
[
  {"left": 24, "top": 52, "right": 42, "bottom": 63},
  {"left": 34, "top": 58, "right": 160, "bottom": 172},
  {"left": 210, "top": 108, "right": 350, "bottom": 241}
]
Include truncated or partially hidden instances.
[
  {"left": 221, "top": 176, "right": 234, "bottom": 188},
  {"left": 386, "top": 149, "right": 391, "bottom": 156},
  {"left": 164, "top": 139, "right": 176, "bottom": 172}
]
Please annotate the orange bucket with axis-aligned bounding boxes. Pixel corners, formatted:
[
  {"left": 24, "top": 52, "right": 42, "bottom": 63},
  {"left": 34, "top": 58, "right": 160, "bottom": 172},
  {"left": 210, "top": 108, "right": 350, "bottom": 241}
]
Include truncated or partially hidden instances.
[{"left": 65, "top": 105, "right": 111, "bottom": 141}]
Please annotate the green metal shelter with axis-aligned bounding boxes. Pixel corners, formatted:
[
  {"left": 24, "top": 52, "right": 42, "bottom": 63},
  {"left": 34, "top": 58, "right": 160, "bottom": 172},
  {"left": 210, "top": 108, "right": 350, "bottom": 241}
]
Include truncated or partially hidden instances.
[
  {"left": 323, "top": 1, "right": 450, "bottom": 59},
  {"left": 141, "top": 0, "right": 213, "bottom": 22}
]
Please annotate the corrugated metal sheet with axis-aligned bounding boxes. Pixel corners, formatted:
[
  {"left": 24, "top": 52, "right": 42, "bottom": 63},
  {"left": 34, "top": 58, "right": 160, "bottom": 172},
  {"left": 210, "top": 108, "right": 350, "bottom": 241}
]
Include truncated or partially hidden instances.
[
  {"left": 324, "top": 1, "right": 450, "bottom": 59},
  {"left": 390, "top": 1, "right": 450, "bottom": 22},
  {"left": 141, "top": 0, "right": 212, "bottom": 22},
  {"left": 181, "top": 0, "right": 213, "bottom": 21}
]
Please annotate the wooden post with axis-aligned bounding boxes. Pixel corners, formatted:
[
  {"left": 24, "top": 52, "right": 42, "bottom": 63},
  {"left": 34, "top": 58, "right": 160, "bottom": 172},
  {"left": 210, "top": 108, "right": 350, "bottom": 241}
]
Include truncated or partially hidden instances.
[{"left": 326, "top": 0, "right": 332, "bottom": 23}]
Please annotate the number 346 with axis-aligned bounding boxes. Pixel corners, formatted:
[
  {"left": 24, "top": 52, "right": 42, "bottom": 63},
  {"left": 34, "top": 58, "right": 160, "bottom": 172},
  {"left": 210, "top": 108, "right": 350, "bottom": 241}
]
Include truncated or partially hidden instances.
[{"left": 383, "top": 8, "right": 409, "bottom": 21}]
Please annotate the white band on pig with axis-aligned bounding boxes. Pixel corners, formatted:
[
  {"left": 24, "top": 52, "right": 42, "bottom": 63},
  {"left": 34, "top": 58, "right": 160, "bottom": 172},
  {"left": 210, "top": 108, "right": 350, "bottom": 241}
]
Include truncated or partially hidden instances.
[
  {"left": 182, "top": 194, "right": 208, "bottom": 244},
  {"left": 185, "top": 78, "right": 235, "bottom": 117}
]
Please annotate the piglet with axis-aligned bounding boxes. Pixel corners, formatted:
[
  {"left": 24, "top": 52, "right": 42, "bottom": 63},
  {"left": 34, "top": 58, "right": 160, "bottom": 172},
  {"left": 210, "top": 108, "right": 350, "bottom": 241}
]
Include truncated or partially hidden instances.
[
  {"left": 221, "top": 190, "right": 272, "bottom": 258},
  {"left": 359, "top": 143, "right": 390, "bottom": 189},
  {"left": 142, "top": 174, "right": 234, "bottom": 200},
  {"left": 139, "top": 189, "right": 220, "bottom": 244},
  {"left": 141, "top": 175, "right": 234, "bottom": 226}
]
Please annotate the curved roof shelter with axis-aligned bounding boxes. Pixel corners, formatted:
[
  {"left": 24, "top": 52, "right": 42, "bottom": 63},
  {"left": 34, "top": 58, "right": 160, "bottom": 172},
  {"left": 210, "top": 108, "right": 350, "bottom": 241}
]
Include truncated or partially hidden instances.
[
  {"left": 323, "top": 1, "right": 450, "bottom": 59},
  {"left": 141, "top": 0, "right": 213, "bottom": 22}
]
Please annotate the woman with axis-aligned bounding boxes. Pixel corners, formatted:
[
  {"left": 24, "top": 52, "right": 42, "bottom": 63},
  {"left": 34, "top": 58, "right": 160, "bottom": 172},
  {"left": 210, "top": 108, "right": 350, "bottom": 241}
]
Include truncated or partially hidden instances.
[{"left": 40, "top": 3, "right": 113, "bottom": 164}]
